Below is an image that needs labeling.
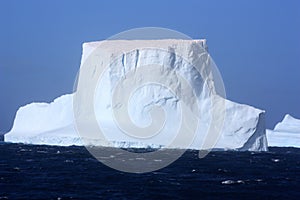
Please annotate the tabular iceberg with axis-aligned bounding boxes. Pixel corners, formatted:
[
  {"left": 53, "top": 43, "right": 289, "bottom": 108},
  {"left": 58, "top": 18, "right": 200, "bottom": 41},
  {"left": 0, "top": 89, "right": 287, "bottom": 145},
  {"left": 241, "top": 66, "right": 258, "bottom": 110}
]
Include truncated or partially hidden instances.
[
  {"left": 5, "top": 39, "right": 268, "bottom": 151},
  {"left": 267, "top": 114, "right": 300, "bottom": 147}
]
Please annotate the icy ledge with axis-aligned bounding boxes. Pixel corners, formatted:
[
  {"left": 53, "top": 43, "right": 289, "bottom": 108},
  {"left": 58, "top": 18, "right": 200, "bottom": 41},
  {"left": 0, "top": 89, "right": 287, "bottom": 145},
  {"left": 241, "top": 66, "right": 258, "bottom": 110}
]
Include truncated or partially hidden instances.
[
  {"left": 267, "top": 114, "right": 300, "bottom": 148},
  {"left": 4, "top": 93, "right": 268, "bottom": 151}
]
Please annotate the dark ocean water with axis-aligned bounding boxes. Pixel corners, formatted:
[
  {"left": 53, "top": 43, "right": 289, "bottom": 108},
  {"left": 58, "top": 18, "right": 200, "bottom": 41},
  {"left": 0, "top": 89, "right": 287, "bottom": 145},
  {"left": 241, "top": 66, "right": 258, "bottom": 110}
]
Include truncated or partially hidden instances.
[{"left": 0, "top": 143, "right": 299, "bottom": 199}]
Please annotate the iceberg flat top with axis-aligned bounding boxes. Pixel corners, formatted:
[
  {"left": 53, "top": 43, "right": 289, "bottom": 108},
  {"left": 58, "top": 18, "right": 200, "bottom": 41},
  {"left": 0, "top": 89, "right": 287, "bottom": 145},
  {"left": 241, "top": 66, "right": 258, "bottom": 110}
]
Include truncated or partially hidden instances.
[{"left": 81, "top": 39, "right": 207, "bottom": 63}]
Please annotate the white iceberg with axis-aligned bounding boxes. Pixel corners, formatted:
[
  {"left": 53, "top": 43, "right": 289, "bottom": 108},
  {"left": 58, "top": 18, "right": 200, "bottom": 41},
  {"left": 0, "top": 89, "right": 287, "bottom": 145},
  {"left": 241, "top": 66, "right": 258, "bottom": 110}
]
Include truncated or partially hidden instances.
[
  {"left": 267, "top": 114, "right": 300, "bottom": 147},
  {"left": 5, "top": 39, "right": 268, "bottom": 151}
]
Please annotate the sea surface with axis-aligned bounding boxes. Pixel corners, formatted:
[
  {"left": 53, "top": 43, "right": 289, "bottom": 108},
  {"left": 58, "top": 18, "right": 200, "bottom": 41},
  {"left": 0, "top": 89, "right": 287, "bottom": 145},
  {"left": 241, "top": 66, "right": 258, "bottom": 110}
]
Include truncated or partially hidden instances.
[{"left": 0, "top": 143, "right": 299, "bottom": 199}]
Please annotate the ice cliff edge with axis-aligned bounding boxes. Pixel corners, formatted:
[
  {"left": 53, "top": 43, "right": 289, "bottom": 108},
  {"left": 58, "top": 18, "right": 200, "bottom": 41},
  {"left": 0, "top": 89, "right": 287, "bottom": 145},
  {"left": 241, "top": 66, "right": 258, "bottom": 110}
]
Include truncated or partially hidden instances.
[{"left": 5, "top": 39, "right": 268, "bottom": 151}]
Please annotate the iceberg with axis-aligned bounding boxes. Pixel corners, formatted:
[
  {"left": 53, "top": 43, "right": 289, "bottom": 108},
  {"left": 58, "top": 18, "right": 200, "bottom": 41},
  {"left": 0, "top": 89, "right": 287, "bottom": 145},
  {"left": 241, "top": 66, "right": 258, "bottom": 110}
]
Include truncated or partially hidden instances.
[
  {"left": 267, "top": 114, "right": 300, "bottom": 147},
  {"left": 5, "top": 39, "right": 268, "bottom": 151}
]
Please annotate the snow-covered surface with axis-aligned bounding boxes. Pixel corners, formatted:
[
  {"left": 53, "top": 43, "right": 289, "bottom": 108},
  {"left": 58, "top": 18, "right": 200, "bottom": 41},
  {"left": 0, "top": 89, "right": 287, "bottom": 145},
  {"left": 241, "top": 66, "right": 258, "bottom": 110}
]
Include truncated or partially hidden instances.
[
  {"left": 5, "top": 39, "right": 268, "bottom": 151},
  {"left": 267, "top": 114, "right": 300, "bottom": 148}
]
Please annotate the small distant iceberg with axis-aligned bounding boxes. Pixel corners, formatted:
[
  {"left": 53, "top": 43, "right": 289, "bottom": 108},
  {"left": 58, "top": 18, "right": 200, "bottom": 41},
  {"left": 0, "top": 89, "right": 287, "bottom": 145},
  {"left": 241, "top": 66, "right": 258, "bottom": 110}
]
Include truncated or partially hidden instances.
[{"left": 267, "top": 114, "right": 300, "bottom": 148}]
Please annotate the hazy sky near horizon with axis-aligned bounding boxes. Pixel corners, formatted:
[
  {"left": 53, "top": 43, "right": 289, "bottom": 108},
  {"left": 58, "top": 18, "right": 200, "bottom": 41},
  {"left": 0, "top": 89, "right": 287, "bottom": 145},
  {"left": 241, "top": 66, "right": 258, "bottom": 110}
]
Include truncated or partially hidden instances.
[{"left": 1, "top": 0, "right": 300, "bottom": 132}]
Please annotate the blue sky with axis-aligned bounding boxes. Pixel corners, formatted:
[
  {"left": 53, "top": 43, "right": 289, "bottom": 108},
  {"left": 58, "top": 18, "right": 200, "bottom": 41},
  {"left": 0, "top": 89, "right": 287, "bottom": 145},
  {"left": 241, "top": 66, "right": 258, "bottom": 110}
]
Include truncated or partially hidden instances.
[{"left": 1, "top": 0, "right": 300, "bottom": 132}]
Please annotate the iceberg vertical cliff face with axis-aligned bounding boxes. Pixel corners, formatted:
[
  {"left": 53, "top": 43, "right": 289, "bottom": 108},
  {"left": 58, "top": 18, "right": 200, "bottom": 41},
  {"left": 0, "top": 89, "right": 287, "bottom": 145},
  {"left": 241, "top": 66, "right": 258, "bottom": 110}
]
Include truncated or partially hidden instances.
[
  {"left": 5, "top": 39, "right": 268, "bottom": 151},
  {"left": 216, "top": 101, "right": 267, "bottom": 151},
  {"left": 267, "top": 114, "right": 300, "bottom": 147}
]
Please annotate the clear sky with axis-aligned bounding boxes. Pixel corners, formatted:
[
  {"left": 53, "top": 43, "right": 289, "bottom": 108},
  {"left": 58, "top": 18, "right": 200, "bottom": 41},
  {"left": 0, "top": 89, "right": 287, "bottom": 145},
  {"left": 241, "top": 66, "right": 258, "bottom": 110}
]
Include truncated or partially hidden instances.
[{"left": 1, "top": 0, "right": 300, "bottom": 132}]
